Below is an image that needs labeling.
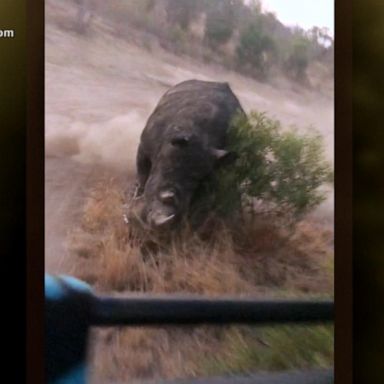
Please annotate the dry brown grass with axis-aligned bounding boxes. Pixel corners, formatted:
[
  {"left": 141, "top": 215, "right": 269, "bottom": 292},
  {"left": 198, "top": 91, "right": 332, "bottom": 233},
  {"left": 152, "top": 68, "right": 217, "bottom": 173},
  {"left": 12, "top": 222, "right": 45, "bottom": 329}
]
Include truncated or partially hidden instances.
[{"left": 68, "top": 177, "right": 333, "bottom": 382}]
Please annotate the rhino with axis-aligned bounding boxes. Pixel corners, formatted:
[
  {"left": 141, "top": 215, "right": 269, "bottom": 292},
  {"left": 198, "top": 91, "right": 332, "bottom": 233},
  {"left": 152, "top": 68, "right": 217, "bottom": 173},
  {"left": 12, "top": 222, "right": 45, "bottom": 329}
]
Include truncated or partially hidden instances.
[{"left": 134, "top": 79, "right": 245, "bottom": 229}]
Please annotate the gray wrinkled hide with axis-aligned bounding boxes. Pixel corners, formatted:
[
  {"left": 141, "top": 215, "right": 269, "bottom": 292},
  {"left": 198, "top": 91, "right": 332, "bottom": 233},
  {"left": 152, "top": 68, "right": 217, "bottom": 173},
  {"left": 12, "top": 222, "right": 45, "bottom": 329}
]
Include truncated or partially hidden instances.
[{"left": 136, "top": 79, "right": 245, "bottom": 228}]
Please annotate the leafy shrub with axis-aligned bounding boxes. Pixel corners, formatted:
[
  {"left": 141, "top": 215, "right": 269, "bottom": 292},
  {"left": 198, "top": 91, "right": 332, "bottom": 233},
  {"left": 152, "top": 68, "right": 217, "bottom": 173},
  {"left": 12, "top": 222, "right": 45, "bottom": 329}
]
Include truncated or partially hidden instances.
[
  {"left": 165, "top": 0, "right": 201, "bottom": 30},
  {"left": 201, "top": 111, "right": 332, "bottom": 222},
  {"left": 97, "top": 0, "right": 153, "bottom": 29},
  {"left": 204, "top": 0, "right": 238, "bottom": 47},
  {"left": 285, "top": 37, "right": 311, "bottom": 80},
  {"left": 205, "top": 14, "right": 235, "bottom": 47},
  {"left": 236, "top": 21, "right": 275, "bottom": 76},
  {"left": 166, "top": 26, "right": 189, "bottom": 54}
]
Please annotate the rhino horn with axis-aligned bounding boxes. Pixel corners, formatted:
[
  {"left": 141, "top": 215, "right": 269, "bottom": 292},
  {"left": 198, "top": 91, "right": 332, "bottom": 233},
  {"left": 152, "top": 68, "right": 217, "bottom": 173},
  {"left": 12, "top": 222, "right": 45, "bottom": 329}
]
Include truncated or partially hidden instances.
[
  {"left": 210, "top": 148, "right": 229, "bottom": 160},
  {"left": 210, "top": 148, "right": 238, "bottom": 164},
  {"left": 153, "top": 214, "right": 175, "bottom": 227}
]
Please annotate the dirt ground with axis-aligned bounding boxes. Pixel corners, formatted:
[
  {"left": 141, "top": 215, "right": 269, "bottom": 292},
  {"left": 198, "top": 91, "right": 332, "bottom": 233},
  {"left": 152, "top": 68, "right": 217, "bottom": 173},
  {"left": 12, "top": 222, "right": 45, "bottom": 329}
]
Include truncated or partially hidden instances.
[{"left": 45, "top": 3, "right": 334, "bottom": 274}]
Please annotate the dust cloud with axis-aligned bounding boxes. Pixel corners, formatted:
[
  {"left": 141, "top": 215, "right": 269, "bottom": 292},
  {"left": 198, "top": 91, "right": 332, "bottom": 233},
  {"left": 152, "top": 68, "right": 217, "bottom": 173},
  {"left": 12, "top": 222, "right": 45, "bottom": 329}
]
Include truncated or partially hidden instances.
[{"left": 46, "top": 112, "right": 144, "bottom": 170}]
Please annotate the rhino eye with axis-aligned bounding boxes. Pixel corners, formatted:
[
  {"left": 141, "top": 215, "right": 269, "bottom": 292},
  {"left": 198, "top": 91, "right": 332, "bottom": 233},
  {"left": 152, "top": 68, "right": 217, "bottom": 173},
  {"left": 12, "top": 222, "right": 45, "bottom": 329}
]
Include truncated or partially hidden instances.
[
  {"left": 171, "top": 136, "right": 189, "bottom": 147},
  {"left": 159, "top": 190, "right": 176, "bottom": 204}
]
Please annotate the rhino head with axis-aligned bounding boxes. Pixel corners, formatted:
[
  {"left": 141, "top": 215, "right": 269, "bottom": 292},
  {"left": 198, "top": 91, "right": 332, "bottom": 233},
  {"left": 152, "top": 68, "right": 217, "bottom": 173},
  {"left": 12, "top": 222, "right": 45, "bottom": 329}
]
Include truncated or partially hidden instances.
[{"left": 139, "top": 133, "right": 236, "bottom": 229}]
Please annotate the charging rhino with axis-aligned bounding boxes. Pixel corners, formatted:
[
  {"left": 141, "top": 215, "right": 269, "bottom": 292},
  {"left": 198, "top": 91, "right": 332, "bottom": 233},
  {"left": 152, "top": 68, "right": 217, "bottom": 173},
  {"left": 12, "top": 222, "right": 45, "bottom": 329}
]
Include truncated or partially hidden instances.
[{"left": 135, "top": 79, "right": 245, "bottom": 229}]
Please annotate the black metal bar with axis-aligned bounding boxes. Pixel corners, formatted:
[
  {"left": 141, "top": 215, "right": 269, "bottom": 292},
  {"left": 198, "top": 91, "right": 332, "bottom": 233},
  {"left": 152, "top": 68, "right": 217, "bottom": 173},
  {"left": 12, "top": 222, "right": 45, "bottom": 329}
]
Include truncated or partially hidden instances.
[{"left": 90, "top": 295, "right": 334, "bottom": 327}]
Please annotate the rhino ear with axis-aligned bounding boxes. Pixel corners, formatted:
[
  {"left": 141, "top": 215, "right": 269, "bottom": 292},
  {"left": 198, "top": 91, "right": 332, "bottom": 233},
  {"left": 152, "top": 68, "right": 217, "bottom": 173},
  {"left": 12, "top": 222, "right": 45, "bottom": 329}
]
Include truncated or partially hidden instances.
[
  {"left": 211, "top": 148, "right": 238, "bottom": 166},
  {"left": 171, "top": 136, "right": 189, "bottom": 147}
]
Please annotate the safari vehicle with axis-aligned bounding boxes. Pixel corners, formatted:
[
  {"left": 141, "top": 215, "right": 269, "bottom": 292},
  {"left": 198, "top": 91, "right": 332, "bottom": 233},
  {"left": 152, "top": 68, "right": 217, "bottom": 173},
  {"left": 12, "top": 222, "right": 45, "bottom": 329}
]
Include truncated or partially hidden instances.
[{"left": 46, "top": 275, "right": 334, "bottom": 384}]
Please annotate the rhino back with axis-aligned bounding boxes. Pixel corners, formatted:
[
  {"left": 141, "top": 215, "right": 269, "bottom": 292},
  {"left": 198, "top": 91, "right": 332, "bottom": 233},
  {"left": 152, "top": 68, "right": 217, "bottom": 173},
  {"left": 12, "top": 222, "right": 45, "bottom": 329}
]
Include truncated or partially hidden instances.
[{"left": 140, "top": 80, "right": 244, "bottom": 156}]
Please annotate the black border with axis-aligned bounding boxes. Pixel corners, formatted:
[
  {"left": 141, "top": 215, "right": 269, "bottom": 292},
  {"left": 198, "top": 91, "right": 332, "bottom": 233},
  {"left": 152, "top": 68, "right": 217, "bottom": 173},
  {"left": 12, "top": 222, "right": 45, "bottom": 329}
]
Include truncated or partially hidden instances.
[
  {"left": 353, "top": 1, "right": 384, "bottom": 383},
  {"left": 27, "top": 0, "right": 44, "bottom": 382},
  {"left": 0, "top": 1, "right": 26, "bottom": 382},
  {"left": 335, "top": 0, "right": 353, "bottom": 383}
]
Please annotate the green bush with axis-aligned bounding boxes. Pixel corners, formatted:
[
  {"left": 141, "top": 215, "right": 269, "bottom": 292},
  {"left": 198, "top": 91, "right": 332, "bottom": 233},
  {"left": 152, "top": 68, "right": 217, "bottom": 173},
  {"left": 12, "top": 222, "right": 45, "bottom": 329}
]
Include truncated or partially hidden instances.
[
  {"left": 205, "top": 14, "right": 234, "bottom": 47},
  {"left": 236, "top": 21, "right": 275, "bottom": 76},
  {"left": 98, "top": 0, "right": 153, "bottom": 28},
  {"left": 166, "top": 26, "right": 188, "bottom": 54},
  {"left": 204, "top": 0, "right": 238, "bottom": 47},
  {"left": 285, "top": 37, "right": 311, "bottom": 80},
  {"left": 165, "top": 0, "right": 200, "bottom": 30},
  {"left": 202, "top": 111, "right": 332, "bottom": 222}
]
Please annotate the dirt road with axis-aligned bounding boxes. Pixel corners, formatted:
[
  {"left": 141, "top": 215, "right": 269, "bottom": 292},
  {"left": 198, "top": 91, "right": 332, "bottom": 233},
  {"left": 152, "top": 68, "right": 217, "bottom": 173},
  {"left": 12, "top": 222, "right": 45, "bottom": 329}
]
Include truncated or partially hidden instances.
[{"left": 45, "top": 2, "right": 334, "bottom": 273}]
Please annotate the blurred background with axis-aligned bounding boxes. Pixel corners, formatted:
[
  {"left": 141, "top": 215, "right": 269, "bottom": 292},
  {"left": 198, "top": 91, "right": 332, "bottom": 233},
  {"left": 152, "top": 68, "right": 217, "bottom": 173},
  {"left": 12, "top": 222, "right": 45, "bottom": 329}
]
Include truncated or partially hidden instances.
[{"left": 45, "top": 1, "right": 334, "bottom": 382}]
